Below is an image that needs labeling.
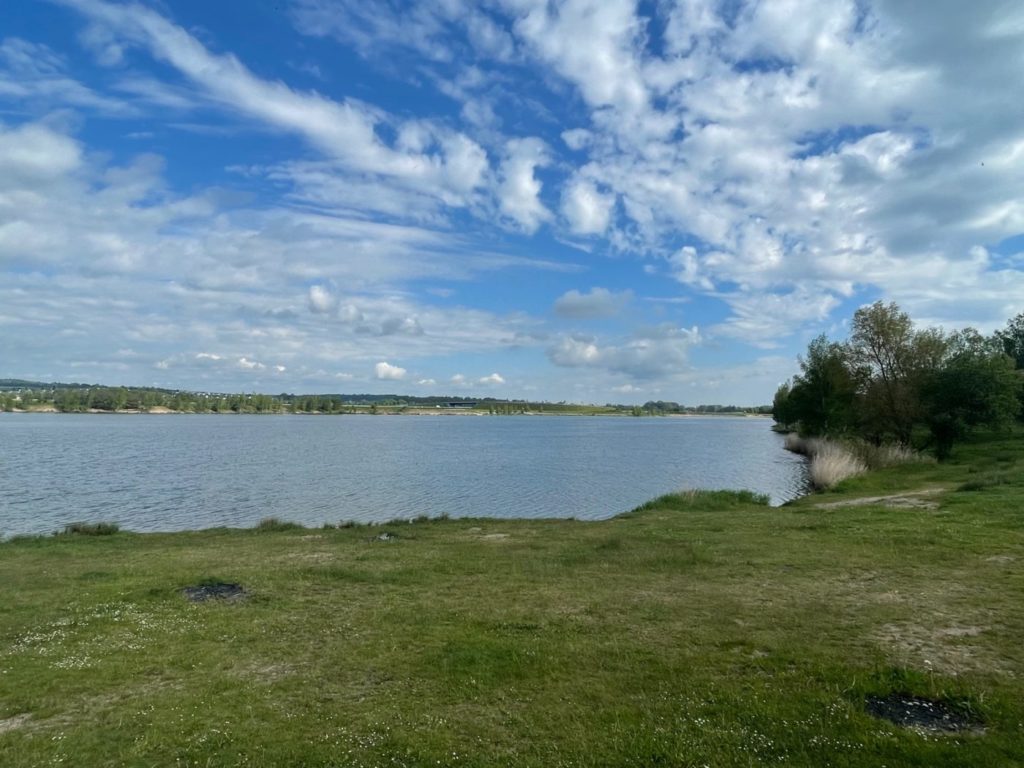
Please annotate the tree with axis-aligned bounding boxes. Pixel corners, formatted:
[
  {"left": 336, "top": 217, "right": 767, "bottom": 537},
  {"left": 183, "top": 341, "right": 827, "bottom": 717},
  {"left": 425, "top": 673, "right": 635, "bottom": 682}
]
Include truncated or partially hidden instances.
[
  {"left": 847, "top": 301, "right": 948, "bottom": 444},
  {"left": 995, "top": 312, "right": 1024, "bottom": 369},
  {"left": 920, "top": 331, "right": 1021, "bottom": 459},
  {"left": 772, "top": 381, "right": 797, "bottom": 428},
  {"left": 787, "top": 335, "right": 859, "bottom": 436},
  {"left": 994, "top": 312, "right": 1024, "bottom": 421}
]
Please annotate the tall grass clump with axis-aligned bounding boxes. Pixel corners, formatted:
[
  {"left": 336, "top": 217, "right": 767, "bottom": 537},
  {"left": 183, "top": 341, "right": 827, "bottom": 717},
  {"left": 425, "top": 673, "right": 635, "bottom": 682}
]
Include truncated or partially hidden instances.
[
  {"left": 784, "top": 433, "right": 867, "bottom": 490},
  {"left": 807, "top": 443, "right": 868, "bottom": 490},
  {"left": 60, "top": 522, "right": 120, "bottom": 536},
  {"left": 783, "top": 432, "right": 806, "bottom": 454},
  {"left": 254, "top": 517, "right": 304, "bottom": 533}
]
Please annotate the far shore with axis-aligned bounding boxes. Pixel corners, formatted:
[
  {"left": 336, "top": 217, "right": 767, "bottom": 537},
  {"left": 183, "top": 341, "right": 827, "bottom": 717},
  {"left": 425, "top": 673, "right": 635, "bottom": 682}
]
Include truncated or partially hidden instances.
[{"left": 2, "top": 407, "right": 771, "bottom": 418}]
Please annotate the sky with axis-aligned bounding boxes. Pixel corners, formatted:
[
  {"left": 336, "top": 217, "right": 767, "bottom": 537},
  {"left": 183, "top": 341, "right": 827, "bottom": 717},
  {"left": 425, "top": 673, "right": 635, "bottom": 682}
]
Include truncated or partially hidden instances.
[{"left": 2, "top": 0, "right": 1023, "bottom": 404}]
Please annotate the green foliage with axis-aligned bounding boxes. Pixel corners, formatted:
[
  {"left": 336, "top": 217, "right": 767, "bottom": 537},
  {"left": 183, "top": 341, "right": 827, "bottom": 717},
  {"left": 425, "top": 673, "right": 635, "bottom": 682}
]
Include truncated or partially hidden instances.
[
  {"left": 921, "top": 333, "right": 1021, "bottom": 459},
  {"left": 848, "top": 302, "right": 949, "bottom": 443},
  {"left": 787, "top": 335, "right": 859, "bottom": 436},
  {"left": 994, "top": 311, "right": 1024, "bottom": 369},
  {"left": 777, "top": 302, "right": 1023, "bottom": 458}
]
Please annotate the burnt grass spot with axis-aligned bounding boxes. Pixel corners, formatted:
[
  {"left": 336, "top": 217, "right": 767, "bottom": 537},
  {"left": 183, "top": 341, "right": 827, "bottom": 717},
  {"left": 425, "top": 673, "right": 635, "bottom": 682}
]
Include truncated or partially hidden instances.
[
  {"left": 181, "top": 581, "right": 247, "bottom": 603},
  {"left": 865, "top": 693, "right": 983, "bottom": 733}
]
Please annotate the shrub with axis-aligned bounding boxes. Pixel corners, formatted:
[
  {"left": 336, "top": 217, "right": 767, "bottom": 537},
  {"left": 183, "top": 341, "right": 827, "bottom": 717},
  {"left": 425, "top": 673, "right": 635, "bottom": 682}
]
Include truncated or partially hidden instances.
[{"left": 61, "top": 522, "right": 120, "bottom": 536}]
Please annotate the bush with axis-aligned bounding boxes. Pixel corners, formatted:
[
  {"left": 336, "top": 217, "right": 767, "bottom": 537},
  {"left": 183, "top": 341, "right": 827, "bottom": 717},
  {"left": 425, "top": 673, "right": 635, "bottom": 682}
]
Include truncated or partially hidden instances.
[{"left": 61, "top": 522, "right": 120, "bottom": 536}]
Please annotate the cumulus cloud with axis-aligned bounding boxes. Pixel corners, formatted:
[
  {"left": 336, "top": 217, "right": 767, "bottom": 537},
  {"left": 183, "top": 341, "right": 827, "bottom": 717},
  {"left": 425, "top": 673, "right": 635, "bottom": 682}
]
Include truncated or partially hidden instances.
[
  {"left": 553, "top": 287, "right": 631, "bottom": 319},
  {"left": 374, "top": 361, "right": 407, "bottom": 380},
  {"left": 307, "top": 284, "right": 337, "bottom": 314},
  {"left": 7, "top": 0, "right": 1024, "bottom": 402},
  {"left": 548, "top": 325, "right": 700, "bottom": 379},
  {"left": 0, "top": 121, "right": 83, "bottom": 180},
  {"left": 497, "top": 138, "right": 551, "bottom": 233},
  {"left": 478, "top": 372, "right": 505, "bottom": 385},
  {"left": 561, "top": 177, "right": 615, "bottom": 235}
]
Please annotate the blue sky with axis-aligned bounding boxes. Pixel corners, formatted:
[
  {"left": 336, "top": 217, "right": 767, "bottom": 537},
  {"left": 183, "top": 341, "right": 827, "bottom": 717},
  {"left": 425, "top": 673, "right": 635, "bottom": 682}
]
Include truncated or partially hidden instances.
[{"left": 2, "top": 0, "right": 1023, "bottom": 403}]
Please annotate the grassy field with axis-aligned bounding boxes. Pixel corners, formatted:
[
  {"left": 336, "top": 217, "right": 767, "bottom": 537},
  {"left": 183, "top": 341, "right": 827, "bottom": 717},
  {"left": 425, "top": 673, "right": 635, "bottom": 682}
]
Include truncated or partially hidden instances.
[{"left": 1, "top": 434, "right": 1022, "bottom": 766}]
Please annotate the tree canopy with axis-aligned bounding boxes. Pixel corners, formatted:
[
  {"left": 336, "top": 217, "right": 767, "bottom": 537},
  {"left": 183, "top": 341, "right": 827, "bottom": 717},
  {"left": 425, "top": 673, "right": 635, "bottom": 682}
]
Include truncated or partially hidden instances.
[{"left": 774, "top": 302, "right": 1022, "bottom": 458}]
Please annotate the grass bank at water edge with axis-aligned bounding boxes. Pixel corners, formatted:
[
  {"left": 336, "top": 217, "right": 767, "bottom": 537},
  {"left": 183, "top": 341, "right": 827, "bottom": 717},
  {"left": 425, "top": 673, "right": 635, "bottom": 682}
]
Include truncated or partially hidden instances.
[{"left": 1, "top": 433, "right": 1023, "bottom": 766}]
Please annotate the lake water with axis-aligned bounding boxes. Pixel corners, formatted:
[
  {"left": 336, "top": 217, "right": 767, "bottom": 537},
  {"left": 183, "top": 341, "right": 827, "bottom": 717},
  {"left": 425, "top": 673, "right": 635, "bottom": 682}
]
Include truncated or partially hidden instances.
[{"left": 0, "top": 414, "right": 808, "bottom": 537}]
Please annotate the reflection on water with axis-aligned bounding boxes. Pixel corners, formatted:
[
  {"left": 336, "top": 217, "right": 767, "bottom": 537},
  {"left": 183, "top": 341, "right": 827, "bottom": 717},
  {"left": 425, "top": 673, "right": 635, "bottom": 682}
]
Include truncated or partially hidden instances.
[{"left": 0, "top": 414, "right": 808, "bottom": 536}]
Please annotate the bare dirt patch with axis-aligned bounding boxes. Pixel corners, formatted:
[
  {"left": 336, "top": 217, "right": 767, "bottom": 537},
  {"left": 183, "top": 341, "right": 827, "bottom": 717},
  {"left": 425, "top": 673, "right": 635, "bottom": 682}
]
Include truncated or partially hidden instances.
[
  {"left": 873, "top": 622, "right": 1002, "bottom": 676},
  {"left": 866, "top": 693, "right": 983, "bottom": 733},
  {"left": 984, "top": 554, "right": 1017, "bottom": 565},
  {"left": 816, "top": 488, "right": 944, "bottom": 510},
  {"left": 0, "top": 713, "right": 31, "bottom": 734}
]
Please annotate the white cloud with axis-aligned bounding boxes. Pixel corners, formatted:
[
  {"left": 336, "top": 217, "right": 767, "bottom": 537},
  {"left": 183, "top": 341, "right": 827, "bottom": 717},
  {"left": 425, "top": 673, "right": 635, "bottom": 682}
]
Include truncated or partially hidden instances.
[
  {"left": 548, "top": 325, "right": 700, "bottom": 379},
  {"left": 0, "top": 122, "right": 82, "bottom": 180},
  {"left": 417, "top": 378, "right": 436, "bottom": 385},
  {"left": 478, "top": 372, "right": 505, "bottom": 385},
  {"left": 713, "top": 291, "right": 842, "bottom": 348},
  {"left": 497, "top": 137, "right": 551, "bottom": 233},
  {"left": 61, "top": 0, "right": 490, "bottom": 212},
  {"left": 561, "top": 177, "right": 615, "bottom": 235},
  {"left": 374, "top": 361, "right": 407, "bottom": 380},
  {"left": 553, "top": 287, "right": 631, "bottom": 319},
  {"left": 510, "top": 0, "right": 647, "bottom": 112},
  {"left": 307, "top": 284, "right": 337, "bottom": 314}
]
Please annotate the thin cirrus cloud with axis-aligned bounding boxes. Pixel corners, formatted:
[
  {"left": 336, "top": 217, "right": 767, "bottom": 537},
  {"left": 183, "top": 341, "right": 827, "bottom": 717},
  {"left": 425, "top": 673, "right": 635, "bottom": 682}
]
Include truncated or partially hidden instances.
[{"left": 0, "top": 0, "right": 1021, "bottom": 403}]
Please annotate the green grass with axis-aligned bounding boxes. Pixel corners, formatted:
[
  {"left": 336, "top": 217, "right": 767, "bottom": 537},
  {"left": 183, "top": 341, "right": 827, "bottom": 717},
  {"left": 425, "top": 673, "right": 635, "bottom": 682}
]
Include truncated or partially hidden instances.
[{"left": 1, "top": 434, "right": 1023, "bottom": 766}]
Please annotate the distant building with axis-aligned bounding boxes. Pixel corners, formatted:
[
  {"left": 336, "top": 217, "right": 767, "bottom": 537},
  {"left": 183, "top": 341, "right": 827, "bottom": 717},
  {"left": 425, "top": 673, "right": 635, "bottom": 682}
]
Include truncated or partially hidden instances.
[{"left": 444, "top": 401, "right": 477, "bottom": 409}]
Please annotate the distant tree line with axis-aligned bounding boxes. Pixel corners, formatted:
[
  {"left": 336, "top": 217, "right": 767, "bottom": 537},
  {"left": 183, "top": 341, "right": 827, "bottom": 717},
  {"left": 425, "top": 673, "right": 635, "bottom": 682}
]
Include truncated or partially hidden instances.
[
  {"left": 632, "top": 401, "right": 772, "bottom": 416},
  {"left": 1, "top": 381, "right": 772, "bottom": 418},
  {"left": 773, "top": 302, "right": 1023, "bottom": 459}
]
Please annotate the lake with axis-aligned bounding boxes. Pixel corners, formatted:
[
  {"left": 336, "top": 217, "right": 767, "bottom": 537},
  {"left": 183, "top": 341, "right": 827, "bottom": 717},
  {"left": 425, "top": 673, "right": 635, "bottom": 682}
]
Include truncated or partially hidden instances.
[{"left": 0, "top": 414, "right": 808, "bottom": 537}]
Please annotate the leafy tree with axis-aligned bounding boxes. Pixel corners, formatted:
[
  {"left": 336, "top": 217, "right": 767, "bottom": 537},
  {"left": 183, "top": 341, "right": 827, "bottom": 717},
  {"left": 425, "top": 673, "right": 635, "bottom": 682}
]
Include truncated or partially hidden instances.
[
  {"left": 995, "top": 312, "right": 1024, "bottom": 368},
  {"left": 787, "top": 335, "right": 859, "bottom": 436},
  {"left": 847, "top": 301, "right": 948, "bottom": 443},
  {"left": 772, "top": 381, "right": 797, "bottom": 428},
  {"left": 920, "top": 330, "right": 1021, "bottom": 459}
]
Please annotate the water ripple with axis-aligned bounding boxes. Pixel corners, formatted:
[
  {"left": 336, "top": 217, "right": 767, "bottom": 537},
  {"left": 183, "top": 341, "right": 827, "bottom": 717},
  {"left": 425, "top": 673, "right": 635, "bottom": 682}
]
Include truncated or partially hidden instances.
[{"left": 0, "top": 414, "right": 808, "bottom": 536}]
